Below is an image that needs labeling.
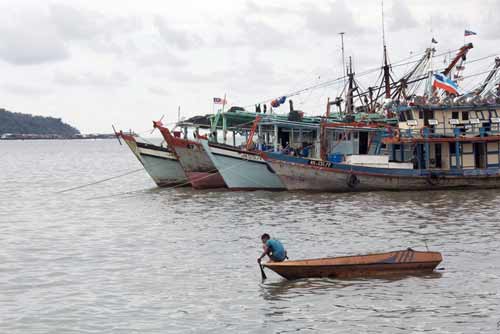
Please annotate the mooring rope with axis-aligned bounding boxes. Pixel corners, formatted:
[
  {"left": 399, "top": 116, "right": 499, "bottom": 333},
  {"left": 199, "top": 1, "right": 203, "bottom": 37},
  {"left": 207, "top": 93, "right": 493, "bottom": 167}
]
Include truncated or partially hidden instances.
[
  {"left": 84, "top": 146, "right": 278, "bottom": 201},
  {"left": 55, "top": 168, "right": 146, "bottom": 194}
]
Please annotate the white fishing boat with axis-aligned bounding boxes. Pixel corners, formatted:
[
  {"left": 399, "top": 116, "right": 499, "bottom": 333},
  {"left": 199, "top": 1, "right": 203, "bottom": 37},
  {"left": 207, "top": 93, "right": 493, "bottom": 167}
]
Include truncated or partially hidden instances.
[
  {"left": 118, "top": 131, "right": 188, "bottom": 187},
  {"left": 200, "top": 139, "right": 285, "bottom": 190}
]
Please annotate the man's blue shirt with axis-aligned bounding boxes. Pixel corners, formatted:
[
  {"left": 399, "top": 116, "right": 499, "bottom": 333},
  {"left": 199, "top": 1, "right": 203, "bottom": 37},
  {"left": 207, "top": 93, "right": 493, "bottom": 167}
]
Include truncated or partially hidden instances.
[{"left": 266, "top": 239, "right": 286, "bottom": 261}]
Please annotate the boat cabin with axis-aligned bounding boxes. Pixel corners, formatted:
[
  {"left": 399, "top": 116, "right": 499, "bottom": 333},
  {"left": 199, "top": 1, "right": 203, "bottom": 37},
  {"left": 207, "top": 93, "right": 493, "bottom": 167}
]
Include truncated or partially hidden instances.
[{"left": 387, "top": 105, "right": 500, "bottom": 170}]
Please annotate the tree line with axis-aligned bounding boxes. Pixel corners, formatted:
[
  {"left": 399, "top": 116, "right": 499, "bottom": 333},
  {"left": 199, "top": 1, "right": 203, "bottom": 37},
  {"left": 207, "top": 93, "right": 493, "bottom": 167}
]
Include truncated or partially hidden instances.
[{"left": 0, "top": 108, "right": 80, "bottom": 136}]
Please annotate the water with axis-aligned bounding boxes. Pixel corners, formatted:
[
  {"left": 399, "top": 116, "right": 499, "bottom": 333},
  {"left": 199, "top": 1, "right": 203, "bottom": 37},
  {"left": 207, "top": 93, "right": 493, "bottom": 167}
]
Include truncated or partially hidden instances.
[{"left": 1, "top": 140, "right": 499, "bottom": 333}]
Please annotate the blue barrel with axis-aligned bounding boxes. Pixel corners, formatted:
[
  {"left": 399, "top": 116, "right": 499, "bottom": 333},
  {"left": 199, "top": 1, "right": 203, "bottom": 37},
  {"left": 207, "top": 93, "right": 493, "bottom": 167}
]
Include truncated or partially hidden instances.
[{"left": 328, "top": 153, "right": 344, "bottom": 163}]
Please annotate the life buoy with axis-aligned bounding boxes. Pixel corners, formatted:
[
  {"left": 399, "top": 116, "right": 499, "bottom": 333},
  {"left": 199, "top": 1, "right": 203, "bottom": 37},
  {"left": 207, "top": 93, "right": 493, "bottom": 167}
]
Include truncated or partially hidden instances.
[
  {"left": 347, "top": 174, "right": 360, "bottom": 188},
  {"left": 426, "top": 172, "right": 442, "bottom": 186}
]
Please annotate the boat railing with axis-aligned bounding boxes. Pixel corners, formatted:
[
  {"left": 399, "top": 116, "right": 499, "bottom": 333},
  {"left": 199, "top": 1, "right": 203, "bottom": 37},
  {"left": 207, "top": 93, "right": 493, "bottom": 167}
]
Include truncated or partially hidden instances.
[{"left": 386, "top": 123, "right": 500, "bottom": 140}]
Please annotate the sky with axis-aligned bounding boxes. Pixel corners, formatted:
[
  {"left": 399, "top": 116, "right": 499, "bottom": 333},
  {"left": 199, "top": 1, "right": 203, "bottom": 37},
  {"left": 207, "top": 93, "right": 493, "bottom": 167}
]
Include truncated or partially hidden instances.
[{"left": 1, "top": 0, "right": 499, "bottom": 134}]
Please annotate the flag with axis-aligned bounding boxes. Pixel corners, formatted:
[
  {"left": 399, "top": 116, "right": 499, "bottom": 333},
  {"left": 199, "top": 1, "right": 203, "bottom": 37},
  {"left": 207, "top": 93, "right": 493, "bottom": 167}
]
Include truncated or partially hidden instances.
[
  {"left": 464, "top": 29, "right": 477, "bottom": 36},
  {"left": 213, "top": 97, "right": 226, "bottom": 104},
  {"left": 433, "top": 73, "right": 461, "bottom": 95},
  {"left": 431, "top": 37, "right": 438, "bottom": 44}
]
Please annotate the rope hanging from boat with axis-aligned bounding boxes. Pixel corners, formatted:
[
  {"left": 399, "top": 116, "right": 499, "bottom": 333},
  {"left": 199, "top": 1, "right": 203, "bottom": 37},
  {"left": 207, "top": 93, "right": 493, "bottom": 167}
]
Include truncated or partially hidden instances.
[
  {"left": 55, "top": 167, "right": 146, "bottom": 194},
  {"left": 84, "top": 147, "right": 278, "bottom": 201}
]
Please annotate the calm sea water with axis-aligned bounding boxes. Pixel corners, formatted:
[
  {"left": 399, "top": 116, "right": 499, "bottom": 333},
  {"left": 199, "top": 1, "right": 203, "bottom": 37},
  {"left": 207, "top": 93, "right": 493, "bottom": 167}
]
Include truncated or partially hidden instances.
[{"left": 1, "top": 139, "right": 499, "bottom": 333}]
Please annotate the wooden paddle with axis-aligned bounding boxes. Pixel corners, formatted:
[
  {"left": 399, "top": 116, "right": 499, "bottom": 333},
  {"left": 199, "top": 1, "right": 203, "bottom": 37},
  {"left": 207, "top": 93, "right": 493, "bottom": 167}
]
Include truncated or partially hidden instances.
[{"left": 259, "top": 263, "right": 267, "bottom": 281}]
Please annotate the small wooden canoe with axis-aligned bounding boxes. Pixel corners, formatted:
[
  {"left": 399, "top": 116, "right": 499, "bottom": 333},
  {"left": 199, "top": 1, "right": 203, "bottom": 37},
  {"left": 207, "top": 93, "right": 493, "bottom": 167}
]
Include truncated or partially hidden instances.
[{"left": 263, "top": 249, "right": 442, "bottom": 280}]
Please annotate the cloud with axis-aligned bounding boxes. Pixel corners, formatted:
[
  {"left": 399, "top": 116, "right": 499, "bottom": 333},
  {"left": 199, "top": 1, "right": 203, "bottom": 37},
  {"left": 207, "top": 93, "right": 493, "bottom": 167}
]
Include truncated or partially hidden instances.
[
  {"left": 245, "top": 0, "right": 297, "bottom": 16},
  {"left": 49, "top": 3, "right": 142, "bottom": 56},
  {"left": 1, "top": 83, "right": 52, "bottom": 96},
  {"left": 53, "top": 70, "right": 129, "bottom": 87},
  {"left": 154, "top": 16, "right": 204, "bottom": 50},
  {"left": 49, "top": 4, "right": 140, "bottom": 40},
  {"left": 0, "top": 3, "right": 142, "bottom": 66},
  {"left": 214, "top": 17, "right": 290, "bottom": 49},
  {"left": 388, "top": 1, "right": 419, "bottom": 32},
  {"left": 304, "top": 0, "right": 365, "bottom": 36},
  {"left": 0, "top": 8, "right": 69, "bottom": 65},
  {"left": 480, "top": 1, "right": 500, "bottom": 40},
  {"left": 148, "top": 87, "right": 169, "bottom": 96},
  {"left": 136, "top": 50, "right": 188, "bottom": 68}
]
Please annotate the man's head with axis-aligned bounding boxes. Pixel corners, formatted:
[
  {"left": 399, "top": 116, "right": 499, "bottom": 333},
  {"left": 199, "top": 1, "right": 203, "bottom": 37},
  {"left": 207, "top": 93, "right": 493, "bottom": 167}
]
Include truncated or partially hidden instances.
[{"left": 261, "top": 233, "right": 270, "bottom": 244}]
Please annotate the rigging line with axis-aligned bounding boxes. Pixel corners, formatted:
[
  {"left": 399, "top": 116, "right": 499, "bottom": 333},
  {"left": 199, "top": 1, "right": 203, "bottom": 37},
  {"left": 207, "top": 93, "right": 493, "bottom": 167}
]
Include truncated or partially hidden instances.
[
  {"left": 55, "top": 168, "right": 146, "bottom": 194},
  {"left": 464, "top": 53, "right": 500, "bottom": 65},
  {"left": 462, "top": 68, "right": 500, "bottom": 80},
  {"left": 242, "top": 48, "right": 464, "bottom": 109},
  {"left": 55, "top": 143, "right": 189, "bottom": 194}
]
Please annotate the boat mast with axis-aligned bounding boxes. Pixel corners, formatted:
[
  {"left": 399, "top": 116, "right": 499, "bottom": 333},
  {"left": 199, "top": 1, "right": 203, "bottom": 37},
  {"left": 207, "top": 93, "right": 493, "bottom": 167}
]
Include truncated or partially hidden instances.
[
  {"left": 339, "top": 32, "right": 346, "bottom": 85},
  {"left": 442, "top": 43, "right": 473, "bottom": 77},
  {"left": 381, "top": 0, "right": 391, "bottom": 99},
  {"left": 476, "top": 57, "right": 500, "bottom": 96},
  {"left": 346, "top": 57, "right": 355, "bottom": 114}
]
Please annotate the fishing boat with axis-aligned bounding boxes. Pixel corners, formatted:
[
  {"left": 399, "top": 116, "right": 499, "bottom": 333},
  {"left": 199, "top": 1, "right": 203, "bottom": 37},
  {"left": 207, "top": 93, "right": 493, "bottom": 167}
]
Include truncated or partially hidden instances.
[
  {"left": 263, "top": 249, "right": 442, "bottom": 280},
  {"left": 263, "top": 103, "right": 500, "bottom": 192},
  {"left": 201, "top": 139, "right": 285, "bottom": 190},
  {"left": 117, "top": 131, "right": 188, "bottom": 187},
  {"left": 153, "top": 121, "right": 226, "bottom": 189},
  {"left": 198, "top": 115, "right": 308, "bottom": 191},
  {"left": 168, "top": 104, "right": 322, "bottom": 190}
]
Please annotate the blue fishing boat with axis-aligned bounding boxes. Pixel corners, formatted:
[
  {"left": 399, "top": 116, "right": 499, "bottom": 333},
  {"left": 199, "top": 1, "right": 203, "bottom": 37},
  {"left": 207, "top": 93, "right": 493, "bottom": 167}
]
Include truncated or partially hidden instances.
[{"left": 262, "top": 104, "right": 500, "bottom": 192}]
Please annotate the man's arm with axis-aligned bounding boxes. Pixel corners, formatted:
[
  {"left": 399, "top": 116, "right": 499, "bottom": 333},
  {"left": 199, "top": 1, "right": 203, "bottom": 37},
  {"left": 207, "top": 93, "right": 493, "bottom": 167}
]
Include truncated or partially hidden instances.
[{"left": 257, "top": 245, "right": 270, "bottom": 263}]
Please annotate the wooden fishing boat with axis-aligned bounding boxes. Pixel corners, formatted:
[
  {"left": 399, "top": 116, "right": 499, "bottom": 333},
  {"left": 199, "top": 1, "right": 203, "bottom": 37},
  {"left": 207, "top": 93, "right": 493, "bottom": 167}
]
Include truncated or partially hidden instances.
[
  {"left": 153, "top": 121, "right": 226, "bottom": 189},
  {"left": 263, "top": 249, "right": 442, "bottom": 280},
  {"left": 117, "top": 131, "right": 188, "bottom": 187}
]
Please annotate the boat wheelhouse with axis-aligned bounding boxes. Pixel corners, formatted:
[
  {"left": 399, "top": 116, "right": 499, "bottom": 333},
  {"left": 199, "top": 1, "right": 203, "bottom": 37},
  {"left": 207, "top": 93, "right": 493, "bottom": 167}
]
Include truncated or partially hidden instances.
[{"left": 388, "top": 104, "right": 500, "bottom": 170}]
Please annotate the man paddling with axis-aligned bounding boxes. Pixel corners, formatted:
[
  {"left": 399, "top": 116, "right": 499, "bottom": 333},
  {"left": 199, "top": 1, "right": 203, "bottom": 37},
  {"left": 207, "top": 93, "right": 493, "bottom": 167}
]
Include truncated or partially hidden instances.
[{"left": 257, "top": 234, "right": 287, "bottom": 263}]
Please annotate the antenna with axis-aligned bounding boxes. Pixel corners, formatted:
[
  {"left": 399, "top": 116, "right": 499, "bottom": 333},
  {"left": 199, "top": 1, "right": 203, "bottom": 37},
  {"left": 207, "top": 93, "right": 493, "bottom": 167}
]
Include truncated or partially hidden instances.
[
  {"left": 381, "top": 0, "right": 386, "bottom": 48},
  {"left": 381, "top": 0, "right": 391, "bottom": 99},
  {"left": 339, "top": 32, "right": 346, "bottom": 84}
]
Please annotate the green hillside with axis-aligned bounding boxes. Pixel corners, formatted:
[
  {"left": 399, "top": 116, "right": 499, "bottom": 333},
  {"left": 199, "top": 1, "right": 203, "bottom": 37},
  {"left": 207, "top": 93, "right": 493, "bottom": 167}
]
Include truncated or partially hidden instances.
[{"left": 0, "top": 108, "right": 80, "bottom": 136}]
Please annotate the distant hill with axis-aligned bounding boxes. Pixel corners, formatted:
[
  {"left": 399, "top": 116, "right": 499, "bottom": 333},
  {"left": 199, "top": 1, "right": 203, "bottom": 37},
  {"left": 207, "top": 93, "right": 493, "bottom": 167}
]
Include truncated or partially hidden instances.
[{"left": 0, "top": 108, "right": 80, "bottom": 136}]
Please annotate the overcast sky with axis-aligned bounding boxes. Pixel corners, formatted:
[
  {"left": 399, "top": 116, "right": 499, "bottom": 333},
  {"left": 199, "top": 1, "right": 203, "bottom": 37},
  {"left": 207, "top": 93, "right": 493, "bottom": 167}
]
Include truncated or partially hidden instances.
[{"left": 1, "top": 0, "right": 499, "bottom": 133}]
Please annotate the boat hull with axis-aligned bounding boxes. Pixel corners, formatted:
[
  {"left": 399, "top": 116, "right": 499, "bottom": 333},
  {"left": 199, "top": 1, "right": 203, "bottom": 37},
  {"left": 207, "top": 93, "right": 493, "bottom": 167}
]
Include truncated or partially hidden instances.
[
  {"left": 121, "top": 134, "right": 188, "bottom": 187},
  {"left": 173, "top": 140, "right": 226, "bottom": 189},
  {"left": 186, "top": 171, "right": 226, "bottom": 189},
  {"left": 263, "top": 250, "right": 442, "bottom": 280},
  {"left": 201, "top": 141, "right": 285, "bottom": 190},
  {"left": 159, "top": 130, "right": 226, "bottom": 189},
  {"left": 263, "top": 152, "right": 500, "bottom": 192}
]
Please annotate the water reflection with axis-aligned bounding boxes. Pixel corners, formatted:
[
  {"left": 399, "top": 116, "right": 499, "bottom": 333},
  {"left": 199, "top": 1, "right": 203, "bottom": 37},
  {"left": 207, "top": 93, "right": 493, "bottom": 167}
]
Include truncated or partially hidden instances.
[{"left": 260, "top": 273, "right": 444, "bottom": 302}]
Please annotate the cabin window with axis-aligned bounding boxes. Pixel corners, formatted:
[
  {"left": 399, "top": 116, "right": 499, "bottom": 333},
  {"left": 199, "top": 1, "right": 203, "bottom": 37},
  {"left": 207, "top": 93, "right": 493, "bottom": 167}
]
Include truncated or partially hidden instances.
[
  {"left": 353, "top": 132, "right": 358, "bottom": 139},
  {"left": 419, "top": 111, "right": 424, "bottom": 119},
  {"left": 398, "top": 112, "right": 406, "bottom": 122},
  {"left": 475, "top": 111, "right": 485, "bottom": 119},
  {"left": 449, "top": 142, "right": 456, "bottom": 155},
  {"left": 489, "top": 110, "right": 498, "bottom": 118},
  {"left": 406, "top": 110, "right": 414, "bottom": 120},
  {"left": 452, "top": 112, "right": 459, "bottom": 119},
  {"left": 462, "top": 112, "right": 469, "bottom": 121}
]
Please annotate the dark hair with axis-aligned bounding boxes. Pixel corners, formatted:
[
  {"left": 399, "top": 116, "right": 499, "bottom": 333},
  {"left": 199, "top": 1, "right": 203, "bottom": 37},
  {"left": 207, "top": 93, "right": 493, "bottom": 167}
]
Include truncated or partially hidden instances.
[{"left": 261, "top": 233, "right": 270, "bottom": 240}]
